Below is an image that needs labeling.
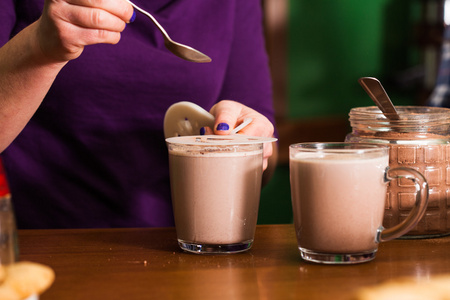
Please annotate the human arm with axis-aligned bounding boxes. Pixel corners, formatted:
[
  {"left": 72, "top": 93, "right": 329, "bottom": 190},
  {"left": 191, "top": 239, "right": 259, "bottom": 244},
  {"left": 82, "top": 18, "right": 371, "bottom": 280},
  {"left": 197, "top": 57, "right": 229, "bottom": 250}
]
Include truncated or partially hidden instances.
[{"left": 0, "top": 0, "right": 134, "bottom": 152}]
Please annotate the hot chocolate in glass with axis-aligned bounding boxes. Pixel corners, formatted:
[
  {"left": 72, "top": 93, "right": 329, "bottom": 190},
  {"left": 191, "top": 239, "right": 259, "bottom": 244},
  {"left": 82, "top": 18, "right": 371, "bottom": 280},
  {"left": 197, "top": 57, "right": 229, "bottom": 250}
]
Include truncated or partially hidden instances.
[
  {"left": 166, "top": 135, "right": 276, "bottom": 254},
  {"left": 290, "top": 143, "right": 429, "bottom": 264}
]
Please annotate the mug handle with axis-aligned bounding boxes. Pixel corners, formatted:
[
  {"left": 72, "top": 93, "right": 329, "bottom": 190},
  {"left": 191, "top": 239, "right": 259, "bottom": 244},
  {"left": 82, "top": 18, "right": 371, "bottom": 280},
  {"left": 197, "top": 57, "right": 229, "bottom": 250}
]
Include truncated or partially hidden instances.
[{"left": 376, "top": 167, "right": 429, "bottom": 242}]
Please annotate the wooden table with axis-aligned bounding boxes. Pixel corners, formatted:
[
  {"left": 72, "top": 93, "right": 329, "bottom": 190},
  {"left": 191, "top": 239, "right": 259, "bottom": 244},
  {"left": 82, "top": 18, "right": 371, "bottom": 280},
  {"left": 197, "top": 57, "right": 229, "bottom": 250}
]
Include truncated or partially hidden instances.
[{"left": 18, "top": 224, "right": 450, "bottom": 300}]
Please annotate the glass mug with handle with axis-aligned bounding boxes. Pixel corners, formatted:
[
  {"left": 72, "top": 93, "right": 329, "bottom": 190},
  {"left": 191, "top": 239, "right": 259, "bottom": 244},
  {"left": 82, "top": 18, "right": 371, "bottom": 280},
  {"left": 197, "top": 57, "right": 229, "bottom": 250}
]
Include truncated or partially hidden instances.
[{"left": 289, "top": 143, "right": 428, "bottom": 264}]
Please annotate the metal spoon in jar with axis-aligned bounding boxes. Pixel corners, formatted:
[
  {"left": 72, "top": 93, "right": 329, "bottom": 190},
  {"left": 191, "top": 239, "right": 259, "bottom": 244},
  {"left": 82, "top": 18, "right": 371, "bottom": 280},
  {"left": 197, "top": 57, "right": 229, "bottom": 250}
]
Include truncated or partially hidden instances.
[
  {"left": 358, "top": 77, "right": 400, "bottom": 120},
  {"left": 127, "top": 1, "right": 212, "bottom": 63}
]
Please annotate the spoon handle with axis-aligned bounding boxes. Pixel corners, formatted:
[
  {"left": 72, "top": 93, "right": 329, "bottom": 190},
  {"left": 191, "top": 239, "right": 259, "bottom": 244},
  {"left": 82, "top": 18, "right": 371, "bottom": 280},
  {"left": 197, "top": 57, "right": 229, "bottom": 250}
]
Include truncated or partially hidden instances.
[
  {"left": 125, "top": 0, "right": 211, "bottom": 63},
  {"left": 358, "top": 77, "right": 400, "bottom": 120},
  {"left": 126, "top": 0, "right": 170, "bottom": 39}
]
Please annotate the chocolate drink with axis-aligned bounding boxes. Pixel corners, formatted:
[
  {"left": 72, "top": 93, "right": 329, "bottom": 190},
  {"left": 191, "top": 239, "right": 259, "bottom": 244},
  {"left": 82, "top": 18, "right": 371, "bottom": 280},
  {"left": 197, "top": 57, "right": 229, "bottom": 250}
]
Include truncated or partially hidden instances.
[
  {"left": 169, "top": 148, "right": 263, "bottom": 245},
  {"left": 290, "top": 153, "right": 388, "bottom": 253}
]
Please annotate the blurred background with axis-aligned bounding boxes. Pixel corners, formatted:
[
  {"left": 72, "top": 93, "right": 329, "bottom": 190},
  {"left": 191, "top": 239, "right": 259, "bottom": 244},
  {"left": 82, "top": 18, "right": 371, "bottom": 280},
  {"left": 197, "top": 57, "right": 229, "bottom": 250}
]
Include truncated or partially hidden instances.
[{"left": 258, "top": 0, "right": 447, "bottom": 224}]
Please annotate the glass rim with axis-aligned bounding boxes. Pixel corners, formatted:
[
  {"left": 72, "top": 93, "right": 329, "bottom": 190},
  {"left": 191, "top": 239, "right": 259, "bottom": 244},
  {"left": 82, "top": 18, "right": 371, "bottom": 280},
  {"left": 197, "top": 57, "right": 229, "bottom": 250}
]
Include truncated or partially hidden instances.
[
  {"left": 289, "top": 142, "right": 389, "bottom": 153},
  {"left": 349, "top": 105, "right": 450, "bottom": 122}
]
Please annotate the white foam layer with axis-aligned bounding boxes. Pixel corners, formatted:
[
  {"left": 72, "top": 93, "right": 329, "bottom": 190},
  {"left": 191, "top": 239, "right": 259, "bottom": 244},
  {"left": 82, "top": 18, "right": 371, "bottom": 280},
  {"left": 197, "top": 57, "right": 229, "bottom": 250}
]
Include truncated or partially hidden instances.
[
  {"left": 169, "top": 148, "right": 262, "bottom": 157},
  {"left": 291, "top": 151, "right": 387, "bottom": 162}
]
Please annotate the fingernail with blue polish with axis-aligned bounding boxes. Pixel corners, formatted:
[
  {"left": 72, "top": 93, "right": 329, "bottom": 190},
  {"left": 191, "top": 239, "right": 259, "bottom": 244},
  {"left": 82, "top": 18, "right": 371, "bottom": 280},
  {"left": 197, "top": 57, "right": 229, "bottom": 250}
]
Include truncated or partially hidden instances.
[
  {"left": 200, "top": 127, "right": 206, "bottom": 135},
  {"left": 216, "top": 123, "right": 229, "bottom": 131},
  {"left": 130, "top": 10, "right": 136, "bottom": 23}
]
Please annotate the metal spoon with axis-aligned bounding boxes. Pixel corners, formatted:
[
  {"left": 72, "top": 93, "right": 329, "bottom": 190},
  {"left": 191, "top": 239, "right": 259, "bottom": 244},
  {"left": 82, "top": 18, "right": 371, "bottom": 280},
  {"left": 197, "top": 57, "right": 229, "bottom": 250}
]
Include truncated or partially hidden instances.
[
  {"left": 358, "top": 77, "right": 400, "bottom": 120},
  {"left": 127, "top": 1, "right": 212, "bottom": 63}
]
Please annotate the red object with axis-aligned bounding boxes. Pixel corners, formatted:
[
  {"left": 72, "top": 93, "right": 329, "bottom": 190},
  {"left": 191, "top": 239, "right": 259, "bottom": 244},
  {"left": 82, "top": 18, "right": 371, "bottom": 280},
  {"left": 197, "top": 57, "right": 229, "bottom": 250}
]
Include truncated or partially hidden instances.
[{"left": 0, "top": 158, "right": 11, "bottom": 196}]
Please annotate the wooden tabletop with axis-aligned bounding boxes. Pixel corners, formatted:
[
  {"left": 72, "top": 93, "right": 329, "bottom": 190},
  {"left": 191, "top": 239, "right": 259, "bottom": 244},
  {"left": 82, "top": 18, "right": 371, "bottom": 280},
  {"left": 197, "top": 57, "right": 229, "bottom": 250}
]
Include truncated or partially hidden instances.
[{"left": 18, "top": 224, "right": 450, "bottom": 300}]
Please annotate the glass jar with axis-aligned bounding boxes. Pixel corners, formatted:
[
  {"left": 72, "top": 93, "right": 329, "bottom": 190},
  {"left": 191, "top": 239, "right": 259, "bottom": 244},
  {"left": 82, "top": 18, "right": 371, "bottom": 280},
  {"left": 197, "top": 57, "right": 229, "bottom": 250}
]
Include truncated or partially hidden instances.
[
  {"left": 346, "top": 106, "right": 450, "bottom": 238},
  {"left": 0, "top": 158, "right": 17, "bottom": 264}
]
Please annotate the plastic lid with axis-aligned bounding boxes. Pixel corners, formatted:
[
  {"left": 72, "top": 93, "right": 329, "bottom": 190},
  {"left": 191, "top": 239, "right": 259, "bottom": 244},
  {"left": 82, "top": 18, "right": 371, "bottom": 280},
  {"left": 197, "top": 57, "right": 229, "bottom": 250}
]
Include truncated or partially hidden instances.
[{"left": 166, "top": 135, "right": 277, "bottom": 145}]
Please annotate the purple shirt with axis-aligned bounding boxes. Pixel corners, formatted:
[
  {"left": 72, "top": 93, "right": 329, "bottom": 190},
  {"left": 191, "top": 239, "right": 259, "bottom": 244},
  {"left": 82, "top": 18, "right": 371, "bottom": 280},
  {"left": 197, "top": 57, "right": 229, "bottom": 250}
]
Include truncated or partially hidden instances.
[{"left": 0, "top": 0, "right": 274, "bottom": 229}]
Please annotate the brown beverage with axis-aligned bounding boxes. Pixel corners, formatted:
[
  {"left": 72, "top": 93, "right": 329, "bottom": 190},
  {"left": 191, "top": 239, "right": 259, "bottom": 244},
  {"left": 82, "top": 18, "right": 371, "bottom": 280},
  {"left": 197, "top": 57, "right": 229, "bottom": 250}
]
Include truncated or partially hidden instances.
[
  {"left": 166, "top": 135, "right": 276, "bottom": 254},
  {"left": 290, "top": 153, "right": 387, "bottom": 253},
  {"left": 169, "top": 150, "right": 262, "bottom": 244}
]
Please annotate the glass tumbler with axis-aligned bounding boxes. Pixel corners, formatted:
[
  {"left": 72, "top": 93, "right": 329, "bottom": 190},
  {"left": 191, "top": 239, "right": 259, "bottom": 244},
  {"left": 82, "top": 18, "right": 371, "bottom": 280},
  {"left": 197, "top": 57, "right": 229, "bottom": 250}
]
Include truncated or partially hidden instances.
[{"left": 166, "top": 135, "right": 277, "bottom": 254}]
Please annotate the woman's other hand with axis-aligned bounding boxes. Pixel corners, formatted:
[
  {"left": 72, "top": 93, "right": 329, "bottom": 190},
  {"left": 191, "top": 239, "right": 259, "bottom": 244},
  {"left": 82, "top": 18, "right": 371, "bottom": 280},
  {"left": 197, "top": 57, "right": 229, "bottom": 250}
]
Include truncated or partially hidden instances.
[{"left": 204, "top": 100, "right": 276, "bottom": 172}]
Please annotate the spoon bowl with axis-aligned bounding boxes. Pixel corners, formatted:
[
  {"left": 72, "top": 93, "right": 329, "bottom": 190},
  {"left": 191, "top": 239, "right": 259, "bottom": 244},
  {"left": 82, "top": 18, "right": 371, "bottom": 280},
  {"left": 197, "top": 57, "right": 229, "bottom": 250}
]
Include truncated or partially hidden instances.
[{"left": 128, "top": 1, "right": 212, "bottom": 63}]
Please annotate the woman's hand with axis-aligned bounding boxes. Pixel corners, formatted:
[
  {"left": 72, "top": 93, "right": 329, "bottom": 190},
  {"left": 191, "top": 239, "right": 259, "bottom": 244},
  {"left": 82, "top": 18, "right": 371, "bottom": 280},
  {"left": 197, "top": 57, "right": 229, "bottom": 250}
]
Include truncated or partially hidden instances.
[
  {"left": 203, "top": 100, "right": 276, "bottom": 171},
  {"left": 35, "top": 0, "right": 134, "bottom": 62}
]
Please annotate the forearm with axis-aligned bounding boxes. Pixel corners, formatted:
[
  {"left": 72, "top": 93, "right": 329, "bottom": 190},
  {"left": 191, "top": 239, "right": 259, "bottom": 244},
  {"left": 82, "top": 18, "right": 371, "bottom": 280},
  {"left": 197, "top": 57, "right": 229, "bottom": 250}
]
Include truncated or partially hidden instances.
[{"left": 0, "top": 21, "right": 66, "bottom": 152}]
